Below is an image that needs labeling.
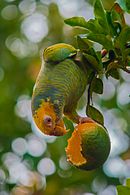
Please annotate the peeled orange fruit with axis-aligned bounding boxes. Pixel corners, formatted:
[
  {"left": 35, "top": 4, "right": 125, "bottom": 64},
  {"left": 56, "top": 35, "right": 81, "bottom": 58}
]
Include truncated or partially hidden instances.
[{"left": 66, "top": 121, "right": 110, "bottom": 170}]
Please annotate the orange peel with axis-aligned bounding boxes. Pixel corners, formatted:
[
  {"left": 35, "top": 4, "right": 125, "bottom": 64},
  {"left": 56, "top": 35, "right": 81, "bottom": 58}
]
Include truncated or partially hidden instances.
[{"left": 66, "top": 121, "right": 111, "bottom": 170}]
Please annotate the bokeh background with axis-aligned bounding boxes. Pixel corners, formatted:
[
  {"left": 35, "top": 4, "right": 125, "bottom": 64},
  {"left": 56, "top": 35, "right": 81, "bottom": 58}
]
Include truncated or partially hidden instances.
[{"left": 0, "top": 0, "right": 130, "bottom": 195}]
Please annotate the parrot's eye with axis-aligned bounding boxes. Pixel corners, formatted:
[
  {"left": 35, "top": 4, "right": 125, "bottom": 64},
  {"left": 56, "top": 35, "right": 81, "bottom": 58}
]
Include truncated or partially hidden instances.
[{"left": 43, "top": 116, "right": 52, "bottom": 126}]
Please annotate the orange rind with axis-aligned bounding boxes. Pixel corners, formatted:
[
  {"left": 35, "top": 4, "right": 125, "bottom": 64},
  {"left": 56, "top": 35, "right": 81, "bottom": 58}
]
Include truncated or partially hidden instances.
[{"left": 66, "top": 121, "right": 111, "bottom": 170}]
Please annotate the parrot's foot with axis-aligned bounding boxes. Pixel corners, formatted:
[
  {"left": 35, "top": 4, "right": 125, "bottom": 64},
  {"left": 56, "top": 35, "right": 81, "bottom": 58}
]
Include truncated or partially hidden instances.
[
  {"left": 53, "top": 118, "right": 67, "bottom": 136},
  {"left": 78, "top": 116, "right": 94, "bottom": 124},
  {"left": 53, "top": 126, "right": 67, "bottom": 136}
]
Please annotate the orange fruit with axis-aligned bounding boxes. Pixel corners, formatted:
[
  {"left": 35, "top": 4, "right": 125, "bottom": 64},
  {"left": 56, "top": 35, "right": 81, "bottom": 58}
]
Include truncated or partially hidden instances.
[{"left": 66, "top": 121, "right": 110, "bottom": 170}]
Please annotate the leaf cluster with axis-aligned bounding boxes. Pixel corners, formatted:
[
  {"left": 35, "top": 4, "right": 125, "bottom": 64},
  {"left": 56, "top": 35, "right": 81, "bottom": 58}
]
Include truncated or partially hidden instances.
[{"left": 65, "top": 0, "right": 130, "bottom": 125}]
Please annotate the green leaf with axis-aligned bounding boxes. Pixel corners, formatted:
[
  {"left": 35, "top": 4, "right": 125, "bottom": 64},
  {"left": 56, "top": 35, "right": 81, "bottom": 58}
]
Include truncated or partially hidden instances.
[
  {"left": 63, "top": 117, "right": 74, "bottom": 131},
  {"left": 86, "top": 33, "right": 114, "bottom": 51},
  {"left": 111, "top": 3, "right": 125, "bottom": 27},
  {"left": 64, "top": 17, "right": 88, "bottom": 28},
  {"left": 91, "top": 77, "right": 103, "bottom": 94},
  {"left": 85, "top": 19, "right": 105, "bottom": 34},
  {"left": 77, "top": 35, "right": 90, "bottom": 51},
  {"left": 84, "top": 19, "right": 99, "bottom": 32},
  {"left": 96, "top": 51, "right": 102, "bottom": 61},
  {"left": 83, "top": 53, "right": 102, "bottom": 72},
  {"left": 118, "top": 26, "right": 130, "bottom": 50},
  {"left": 116, "top": 26, "right": 130, "bottom": 60},
  {"left": 124, "top": 48, "right": 130, "bottom": 57},
  {"left": 94, "top": 0, "right": 109, "bottom": 34},
  {"left": 106, "top": 11, "right": 117, "bottom": 36},
  {"left": 126, "top": 0, "right": 130, "bottom": 11},
  {"left": 106, "top": 61, "right": 121, "bottom": 72},
  {"left": 126, "top": 178, "right": 130, "bottom": 188},
  {"left": 116, "top": 185, "right": 130, "bottom": 195},
  {"left": 107, "top": 69, "right": 120, "bottom": 80},
  {"left": 87, "top": 46, "right": 99, "bottom": 60},
  {"left": 86, "top": 105, "right": 104, "bottom": 125},
  {"left": 65, "top": 17, "right": 105, "bottom": 34}
]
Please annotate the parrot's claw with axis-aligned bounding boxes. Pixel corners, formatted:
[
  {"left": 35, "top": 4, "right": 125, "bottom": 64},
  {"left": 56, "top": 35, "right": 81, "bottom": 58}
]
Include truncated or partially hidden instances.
[{"left": 78, "top": 117, "right": 94, "bottom": 124}]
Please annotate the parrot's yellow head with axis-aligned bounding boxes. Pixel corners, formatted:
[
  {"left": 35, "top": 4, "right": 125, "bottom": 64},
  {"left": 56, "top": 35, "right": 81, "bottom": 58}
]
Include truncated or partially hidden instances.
[{"left": 33, "top": 101, "right": 66, "bottom": 136}]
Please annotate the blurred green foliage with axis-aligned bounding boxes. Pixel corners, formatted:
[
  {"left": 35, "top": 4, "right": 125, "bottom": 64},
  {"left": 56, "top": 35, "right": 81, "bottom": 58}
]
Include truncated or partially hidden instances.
[{"left": 0, "top": 1, "right": 130, "bottom": 195}]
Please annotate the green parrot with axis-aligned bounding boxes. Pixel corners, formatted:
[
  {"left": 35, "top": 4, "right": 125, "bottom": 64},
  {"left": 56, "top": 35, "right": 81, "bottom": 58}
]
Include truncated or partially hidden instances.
[{"left": 31, "top": 43, "right": 92, "bottom": 136}]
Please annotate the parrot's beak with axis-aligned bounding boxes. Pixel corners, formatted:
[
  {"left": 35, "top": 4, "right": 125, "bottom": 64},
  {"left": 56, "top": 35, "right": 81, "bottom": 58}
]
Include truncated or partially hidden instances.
[
  {"left": 53, "top": 126, "right": 67, "bottom": 136},
  {"left": 52, "top": 119, "right": 67, "bottom": 136}
]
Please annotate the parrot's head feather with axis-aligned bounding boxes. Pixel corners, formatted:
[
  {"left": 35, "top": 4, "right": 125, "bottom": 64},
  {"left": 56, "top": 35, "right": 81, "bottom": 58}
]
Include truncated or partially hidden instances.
[{"left": 33, "top": 101, "right": 66, "bottom": 136}]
